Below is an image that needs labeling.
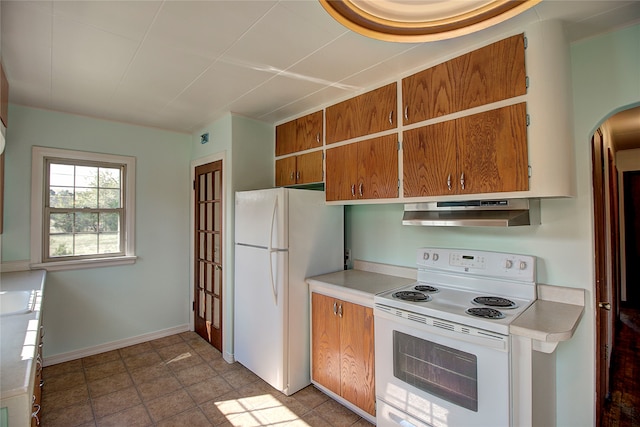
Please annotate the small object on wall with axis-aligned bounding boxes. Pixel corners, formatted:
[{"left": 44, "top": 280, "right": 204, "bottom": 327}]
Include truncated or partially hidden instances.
[{"left": 200, "top": 133, "right": 209, "bottom": 144}]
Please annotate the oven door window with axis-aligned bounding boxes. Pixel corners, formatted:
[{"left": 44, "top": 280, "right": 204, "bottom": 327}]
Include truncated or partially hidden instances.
[{"left": 393, "top": 331, "right": 478, "bottom": 412}]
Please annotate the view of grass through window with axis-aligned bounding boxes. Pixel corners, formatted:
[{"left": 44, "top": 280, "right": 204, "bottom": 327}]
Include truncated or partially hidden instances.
[{"left": 47, "top": 162, "right": 123, "bottom": 258}]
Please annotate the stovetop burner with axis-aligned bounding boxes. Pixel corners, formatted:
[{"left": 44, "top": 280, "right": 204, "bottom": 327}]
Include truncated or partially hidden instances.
[
  {"left": 465, "top": 307, "right": 505, "bottom": 319},
  {"left": 414, "top": 284, "right": 439, "bottom": 293},
  {"left": 473, "top": 296, "right": 517, "bottom": 308},
  {"left": 393, "top": 291, "right": 432, "bottom": 302}
]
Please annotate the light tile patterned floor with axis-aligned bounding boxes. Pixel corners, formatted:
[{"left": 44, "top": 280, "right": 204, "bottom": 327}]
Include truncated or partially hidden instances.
[{"left": 41, "top": 331, "right": 373, "bottom": 427}]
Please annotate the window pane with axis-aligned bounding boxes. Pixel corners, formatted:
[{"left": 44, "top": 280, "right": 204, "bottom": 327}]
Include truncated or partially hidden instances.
[
  {"left": 50, "top": 213, "right": 73, "bottom": 233},
  {"left": 98, "top": 233, "right": 120, "bottom": 254},
  {"left": 75, "top": 188, "right": 98, "bottom": 208},
  {"left": 75, "top": 233, "right": 98, "bottom": 255},
  {"left": 75, "top": 212, "right": 98, "bottom": 233},
  {"left": 50, "top": 234, "right": 73, "bottom": 257},
  {"left": 76, "top": 166, "right": 98, "bottom": 187},
  {"left": 49, "top": 164, "right": 75, "bottom": 187},
  {"left": 49, "top": 188, "right": 75, "bottom": 208},
  {"left": 99, "top": 189, "right": 121, "bottom": 208},
  {"left": 99, "top": 212, "right": 120, "bottom": 233},
  {"left": 99, "top": 168, "right": 121, "bottom": 188}
]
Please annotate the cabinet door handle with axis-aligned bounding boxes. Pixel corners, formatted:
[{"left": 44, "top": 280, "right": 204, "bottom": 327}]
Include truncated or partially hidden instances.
[
  {"left": 36, "top": 354, "right": 43, "bottom": 373},
  {"left": 351, "top": 184, "right": 356, "bottom": 197},
  {"left": 333, "top": 302, "right": 338, "bottom": 316},
  {"left": 296, "top": 171, "right": 300, "bottom": 181},
  {"left": 359, "top": 183, "right": 363, "bottom": 197},
  {"left": 447, "top": 174, "right": 452, "bottom": 191},
  {"left": 388, "top": 110, "right": 393, "bottom": 125},
  {"left": 290, "top": 172, "right": 294, "bottom": 181},
  {"left": 404, "top": 105, "right": 408, "bottom": 121},
  {"left": 338, "top": 303, "right": 343, "bottom": 318},
  {"left": 316, "top": 133, "right": 320, "bottom": 143},
  {"left": 460, "top": 173, "right": 465, "bottom": 190}
]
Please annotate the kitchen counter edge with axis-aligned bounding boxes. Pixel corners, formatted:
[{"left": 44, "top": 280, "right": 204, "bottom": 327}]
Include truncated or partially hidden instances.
[
  {"left": 1, "top": 270, "right": 46, "bottom": 398},
  {"left": 510, "top": 284, "right": 585, "bottom": 352},
  {"left": 306, "top": 265, "right": 416, "bottom": 307}
]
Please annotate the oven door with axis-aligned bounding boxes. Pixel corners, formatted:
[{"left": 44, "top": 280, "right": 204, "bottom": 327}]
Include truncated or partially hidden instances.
[{"left": 374, "top": 305, "right": 511, "bottom": 427}]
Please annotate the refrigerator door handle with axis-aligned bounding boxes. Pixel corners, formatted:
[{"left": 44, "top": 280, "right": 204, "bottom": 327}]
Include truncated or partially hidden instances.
[{"left": 268, "top": 196, "right": 278, "bottom": 305}]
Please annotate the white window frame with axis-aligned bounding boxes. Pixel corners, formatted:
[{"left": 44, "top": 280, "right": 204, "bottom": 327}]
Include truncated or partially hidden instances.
[{"left": 31, "top": 147, "right": 137, "bottom": 271}]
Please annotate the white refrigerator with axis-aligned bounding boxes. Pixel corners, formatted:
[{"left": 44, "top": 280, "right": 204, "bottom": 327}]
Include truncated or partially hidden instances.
[{"left": 234, "top": 188, "right": 343, "bottom": 395}]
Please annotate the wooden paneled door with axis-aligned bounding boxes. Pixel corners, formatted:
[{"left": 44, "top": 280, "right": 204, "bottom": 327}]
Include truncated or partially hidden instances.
[
  {"left": 194, "top": 160, "right": 223, "bottom": 351},
  {"left": 592, "top": 129, "right": 611, "bottom": 425}
]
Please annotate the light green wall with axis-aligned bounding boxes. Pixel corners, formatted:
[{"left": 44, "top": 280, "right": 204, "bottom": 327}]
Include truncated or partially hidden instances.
[
  {"left": 346, "top": 23, "right": 639, "bottom": 427},
  {"left": 2, "top": 105, "right": 192, "bottom": 357},
  {"left": 189, "top": 113, "right": 273, "bottom": 360}
]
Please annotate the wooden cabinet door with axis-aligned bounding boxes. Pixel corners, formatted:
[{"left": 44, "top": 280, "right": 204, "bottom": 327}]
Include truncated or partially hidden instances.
[
  {"left": 311, "top": 293, "right": 342, "bottom": 396},
  {"left": 326, "top": 143, "right": 358, "bottom": 201},
  {"left": 0, "top": 62, "right": 7, "bottom": 127},
  {"left": 326, "top": 83, "right": 397, "bottom": 144},
  {"left": 403, "top": 120, "right": 457, "bottom": 197},
  {"left": 402, "top": 59, "right": 456, "bottom": 125},
  {"left": 275, "top": 157, "right": 297, "bottom": 187},
  {"left": 452, "top": 33, "right": 526, "bottom": 113},
  {"left": 340, "top": 300, "right": 376, "bottom": 416},
  {"left": 297, "top": 111, "right": 323, "bottom": 152},
  {"left": 276, "top": 120, "right": 297, "bottom": 156},
  {"left": 297, "top": 151, "right": 323, "bottom": 185},
  {"left": 457, "top": 103, "right": 529, "bottom": 194},
  {"left": 402, "top": 34, "right": 526, "bottom": 125},
  {"left": 357, "top": 134, "right": 399, "bottom": 200}
]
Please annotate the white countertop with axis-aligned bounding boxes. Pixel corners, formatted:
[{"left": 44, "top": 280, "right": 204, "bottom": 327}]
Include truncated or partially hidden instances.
[
  {"left": 510, "top": 283, "right": 585, "bottom": 352},
  {"left": 306, "top": 268, "right": 415, "bottom": 307},
  {"left": 1, "top": 270, "right": 46, "bottom": 399}
]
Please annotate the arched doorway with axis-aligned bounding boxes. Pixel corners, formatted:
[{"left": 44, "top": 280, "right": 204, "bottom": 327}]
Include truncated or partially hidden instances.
[{"left": 592, "top": 104, "right": 640, "bottom": 426}]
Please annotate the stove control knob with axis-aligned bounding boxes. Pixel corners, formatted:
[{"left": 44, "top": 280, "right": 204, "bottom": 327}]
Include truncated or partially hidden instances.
[
  {"left": 504, "top": 259, "right": 513, "bottom": 269},
  {"left": 423, "top": 252, "right": 430, "bottom": 261},
  {"left": 519, "top": 261, "right": 527, "bottom": 270},
  {"left": 432, "top": 253, "right": 439, "bottom": 261}
]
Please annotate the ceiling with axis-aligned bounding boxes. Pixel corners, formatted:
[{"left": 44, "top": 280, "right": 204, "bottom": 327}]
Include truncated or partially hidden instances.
[{"left": 1, "top": 0, "right": 639, "bottom": 136}]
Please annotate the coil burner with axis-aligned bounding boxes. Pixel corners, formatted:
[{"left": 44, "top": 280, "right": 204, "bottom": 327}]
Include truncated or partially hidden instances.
[
  {"left": 392, "top": 291, "right": 431, "bottom": 302},
  {"left": 414, "top": 284, "right": 439, "bottom": 293},
  {"left": 465, "top": 307, "right": 505, "bottom": 319}
]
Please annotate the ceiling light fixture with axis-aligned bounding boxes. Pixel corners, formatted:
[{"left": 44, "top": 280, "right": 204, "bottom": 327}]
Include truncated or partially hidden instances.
[{"left": 319, "top": 0, "right": 541, "bottom": 42}]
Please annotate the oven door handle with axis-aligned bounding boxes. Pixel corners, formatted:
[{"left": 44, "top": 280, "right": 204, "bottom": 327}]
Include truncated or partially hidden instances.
[{"left": 389, "top": 412, "right": 419, "bottom": 427}]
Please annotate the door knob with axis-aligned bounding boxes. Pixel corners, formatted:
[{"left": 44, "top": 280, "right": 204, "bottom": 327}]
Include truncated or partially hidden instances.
[{"left": 598, "top": 302, "right": 611, "bottom": 310}]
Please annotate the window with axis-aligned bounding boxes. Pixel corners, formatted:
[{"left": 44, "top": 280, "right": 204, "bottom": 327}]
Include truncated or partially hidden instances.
[{"left": 31, "top": 147, "right": 136, "bottom": 270}]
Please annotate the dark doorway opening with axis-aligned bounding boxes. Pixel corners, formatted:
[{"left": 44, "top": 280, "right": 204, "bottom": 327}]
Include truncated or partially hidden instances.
[{"left": 623, "top": 171, "right": 640, "bottom": 308}]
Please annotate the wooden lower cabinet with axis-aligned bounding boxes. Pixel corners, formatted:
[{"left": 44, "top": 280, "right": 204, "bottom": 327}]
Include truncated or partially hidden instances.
[
  {"left": 325, "top": 134, "right": 398, "bottom": 201},
  {"left": 275, "top": 151, "right": 323, "bottom": 187},
  {"left": 31, "top": 327, "right": 44, "bottom": 427},
  {"left": 311, "top": 292, "right": 376, "bottom": 416},
  {"left": 403, "top": 103, "right": 529, "bottom": 197}
]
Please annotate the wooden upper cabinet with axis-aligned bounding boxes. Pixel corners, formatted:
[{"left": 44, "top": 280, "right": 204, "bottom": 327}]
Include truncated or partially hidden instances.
[
  {"left": 326, "top": 83, "right": 397, "bottom": 144},
  {"left": 275, "top": 156, "right": 297, "bottom": 187},
  {"left": 402, "top": 34, "right": 526, "bottom": 125},
  {"left": 0, "top": 62, "right": 8, "bottom": 127},
  {"left": 296, "top": 151, "right": 323, "bottom": 184},
  {"left": 326, "top": 134, "right": 398, "bottom": 201},
  {"left": 275, "top": 151, "right": 323, "bottom": 187},
  {"left": 275, "top": 110, "right": 322, "bottom": 156},
  {"left": 457, "top": 102, "right": 529, "bottom": 195},
  {"left": 403, "top": 103, "right": 528, "bottom": 197},
  {"left": 296, "top": 111, "right": 323, "bottom": 152},
  {"left": 325, "top": 143, "right": 357, "bottom": 201},
  {"left": 403, "top": 120, "right": 457, "bottom": 197}
]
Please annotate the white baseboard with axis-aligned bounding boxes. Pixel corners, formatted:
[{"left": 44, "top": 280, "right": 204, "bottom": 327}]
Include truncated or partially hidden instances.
[{"left": 43, "top": 324, "right": 191, "bottom": 367}]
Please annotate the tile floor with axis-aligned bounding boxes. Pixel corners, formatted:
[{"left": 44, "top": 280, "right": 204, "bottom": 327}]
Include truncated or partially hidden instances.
[
  {"left": 601, "top": 306, "right": 640, "bottom": 427},
  {"left": 41, "top": 331, "right": 373, "bottom": 427}
]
